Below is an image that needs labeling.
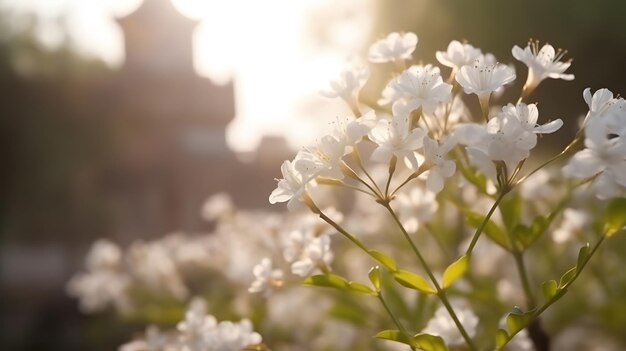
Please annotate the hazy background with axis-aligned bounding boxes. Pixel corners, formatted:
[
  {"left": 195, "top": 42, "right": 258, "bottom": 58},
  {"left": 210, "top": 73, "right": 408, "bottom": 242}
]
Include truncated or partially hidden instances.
[{"left": 0, "top": 0, "right": 625, "bottom": 350}]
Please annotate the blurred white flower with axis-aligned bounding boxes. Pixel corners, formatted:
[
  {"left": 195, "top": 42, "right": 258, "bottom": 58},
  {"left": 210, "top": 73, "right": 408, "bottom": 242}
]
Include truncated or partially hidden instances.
[
  {"left": 368, "top": 114, "right": 426, "bottom": 169},
  {"left": 436, "top": 40, "right": 483, "bottom": 73},
  {"left": 201, "top": 193, "right": 233, "bottom": 221},
  {"left": 291, "top": 234, "right": 333, "bottom": 277},
  {"left": 582, "top": 87, "right": 626, "bottom": 126},
  {"left": 379, "top": 64, "right": 452, "bottom": 115},
  {"left": 512, "top": 40, "right": 574, "bottom": 92},
  {"left": 248, "top": 258, "right": 284, "bottom": 297},
  {"left": 395, "top": 186, "right": 438, "bottom": 232},
  {"left": 422, "top": 303, "right": 478, "bottom": 346},
  {"left": 368, "top": 32, "right": 418, "bottom": 63},
  {"left": 66, "top": 239, "right": 131, "bottom": 313},
  {"left": 119, "top": 325, "right": 172, "bottom": 351},
  {"left": 320, "top": 63, "right": 369, "bottom": 105},
  {"left": 128, "top": 241, "right": 189, "bottom": 300},
  {"left": 553, "top": 208, "right": 589, "bottom": 243},
  {"left": 177, "top": 298, "right": 262, "bottom": 351},
  {"left": 563, "top": 108, "right": 626, "bottom": 199}
]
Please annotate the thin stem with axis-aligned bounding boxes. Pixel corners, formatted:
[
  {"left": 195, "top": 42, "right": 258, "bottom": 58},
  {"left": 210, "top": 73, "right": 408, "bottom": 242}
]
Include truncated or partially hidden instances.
[
  {"left": 352, "top": 150, "right": 384, "bottom": 197},
  {"left": 318, "top": 210, "right": 371, "bottom": 255},
  {"left": 512, "top": 251, "right": 536, "bottom": 308},
  {"left": 382, "top": 203, "right": 477, "bottom": 351},
  {"left": 465, "top": 190, "right": 507, "bottom": 256},
  {"left": 377, "top": 293, "right": 417, "bottom": 351},
  {"left": 515, "top": 150, "right": 566, "bottom": 186},
  {"left": 390, "top": 167, "right": 429, "bottom": 197},
  {"left": 342, "top": 160, "right": 383, "bottom": 199},
  {"left": 498, "top": 233, "right": 608, "bottom": 350},
  {"left": 385, "top": 156, "right": 397, "bottom": 198}
]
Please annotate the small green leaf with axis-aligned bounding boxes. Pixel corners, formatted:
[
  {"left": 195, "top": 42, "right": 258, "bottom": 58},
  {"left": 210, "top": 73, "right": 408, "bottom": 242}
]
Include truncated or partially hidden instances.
[
  {"left": 393, "top": 270, "right": 436, "bottom": 294},
  {"left": 374, "top": 330, "right": 417, "bottom": 347},
  {"left": 505, "top": 307, "right": 534, "bottom": 335},
  {"left": 513, "top": 216, "right": 548, "bottom": 249},
  {"left": 466, "top": 211, "right": 511, "bottom": 250},
  {"left": 414, "top": 333, "right": 449, "bottom": 351},
  {"left": 577, "top": 243, "right": 590, "bottom": 269},
  {"left": 368, "top": 266, "right": 381, "bottom": 292},
  {"left": 442, "top": 255, "right": 469, "bottom": 289},
  {"left": 347, "top": 282, "right": 375, "bottom": 295},
  {"left": 368, "top": 249, "right": 398, "bottom": 272},
  {"left": 559, "top": 266, "right": 577, "bottom": 288},
  {"left": 604, "top": 197, "right": 626, "bottom": 236},
  {"left": 541, "top": 280, "right": 558, "bottom": 302},
  {"left": 495, "top": 328, "right": 509, "bottom": 348},
  {"left": 304, "top": 274, "right": 349, "bottom": 289},
  {"left": 500, "top": 193, "right": 521, "bottom": 230}
]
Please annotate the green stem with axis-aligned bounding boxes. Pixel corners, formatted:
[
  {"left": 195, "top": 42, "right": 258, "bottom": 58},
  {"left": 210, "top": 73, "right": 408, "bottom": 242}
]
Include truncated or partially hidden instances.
[
  {"left": 465, "top": 190, "right": 507, "bottom": 256},
  {"left": 382, "top": 203, "right": 478, "bottom": 351},
  {"left": 377, "top": 293, "right": 417, "bottom": 351},
  {"left": 352, "top": 150, "right": 384, "bottom": 197},
  {"left": 498, "top": 233, "right": 608, "bottom": 350},
  {"left": 512, "top": 251, "right": 536, "bottom": 308}
]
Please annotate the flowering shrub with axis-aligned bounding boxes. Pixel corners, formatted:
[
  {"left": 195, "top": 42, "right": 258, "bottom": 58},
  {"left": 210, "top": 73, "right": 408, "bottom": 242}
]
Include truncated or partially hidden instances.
[{"left": 68, "top": 33, "right": 626, "bottom": 351}]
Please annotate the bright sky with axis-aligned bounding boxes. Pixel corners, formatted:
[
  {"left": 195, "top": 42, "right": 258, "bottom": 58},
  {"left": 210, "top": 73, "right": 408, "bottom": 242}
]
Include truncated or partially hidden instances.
[{"left": 0, "top": 0, "right": 375, "bottom": 152}]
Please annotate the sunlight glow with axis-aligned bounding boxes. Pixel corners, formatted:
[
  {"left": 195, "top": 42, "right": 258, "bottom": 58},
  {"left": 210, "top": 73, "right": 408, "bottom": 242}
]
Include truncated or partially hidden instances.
[{"left": 2, "top": 0, "right": 375, "bottom": 153}]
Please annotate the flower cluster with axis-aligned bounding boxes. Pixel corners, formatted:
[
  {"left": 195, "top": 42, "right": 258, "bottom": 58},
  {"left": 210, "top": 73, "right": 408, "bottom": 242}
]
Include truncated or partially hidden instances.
[{"left": 69, "top": 31, "right": 626, "bottom": 351}]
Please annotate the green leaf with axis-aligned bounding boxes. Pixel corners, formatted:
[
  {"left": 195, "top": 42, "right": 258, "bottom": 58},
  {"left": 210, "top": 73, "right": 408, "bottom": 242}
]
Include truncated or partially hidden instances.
[
  {"left": 466, "top": 211, "right": 511, "bottom": 250},
  {"left": 541, "top": 280, "right": 558, "bottom": 302},
  {"left": 499, "top": 193, "right": 521, "bottom": 230},
  {"left": 374, "top": 330, "right": 417, "bottom": 347},
  {"left": 393, "top": 270, "right": 436, "bottom": 294},
  {"left": 347, "top": 281, "right": 375, "bottom": 295},
  {"left": 512, "top": 216, "right": 548, "bottom": 249},
  {"left": 368, "top": 266, "right": 381, "bottom": 292},
  {"left": 368, "top": 249, "right": 398, "bottom": 272},
  {"left": 604, "top": 197, "right": 626, "bottom": 236},
  {"left": 577, "top": 243, "right": 590, "bottom": 269},
  {"left": 505, "top": 307, "right": 534, "bottom": 335},
  {"left": 495, "top": 329, "right": 509, "bottom": 348},
  {"left": 458, "top": 162, "right": 487, "bottom": 193},
  {"left": 414, "top": 333, "right": 449, "bottom": 351},
  {"left": 304, "top": 274, "right": 349, "bottom": 289},
  {"left": 559, "top": 266, "right": 577, "bottom": 288},
  {"left": 442, "top": 255, "right": 469, "bottom": 289}
]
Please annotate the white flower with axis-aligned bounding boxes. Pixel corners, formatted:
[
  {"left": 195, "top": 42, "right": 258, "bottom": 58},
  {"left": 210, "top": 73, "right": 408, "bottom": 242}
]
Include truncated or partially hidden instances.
[
  {"left": 423, "top": 95, "right": 470, "bottom": 134},
  {"left": 512, "top": 40, "right": 574, "bottom": 91},
  {"left": 563, "top": 112, "right": 626, "bottom": 199},
  {"left": 379, "top": 64, "right": 452, "bottom": 115},
  {"left": 291, "top": 234, "right": 333, "bottom": 277},
  {"left": 436, "top": 40, "right": 483, "bottom": 73},
  {"left": 329, "top": 110, "right": 378, "bottom": 148},
  {"left": 248, "top": 258, "right": 284, "bottom": 297},
  {"left": 320, "top": 64, "right": 369, "bottom": 104},
  {"left": 295, "top": 135, "right": 346, "bottom": 180},
  {"left": 457, "top": 103, "right": 560, "bottom": 179},
  {"left": 422, "top": 303, "right": 478, "bottom": 346},
  {"left": 582, "top": 87, "right": 626, "bottom": 125},
  {"left": 368, "top": 32, "right": 418, "bottom": 63},
  {"left": 395, "top": 186, "right": 438, "bottom": 232},
  {"left": 86, "top": 239, "right": 123, "bottom": 271},
  {"left": 504, "top": 103, "right": 563, "bottom": 133},
  {"left": 269, "top": 159, "right": 311, "bottom": 211},
  {"left": 368, "top": 114, "right": 426, "bottom": 169},
  {"left": 456, "top": 56, "right": 516, "bottom": 103},
  {"left": 178, "top": 298, "right": 262, "bottom": 351},
  {"left": 422, "top": 136, "right": 457, "bottom": 192}
]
